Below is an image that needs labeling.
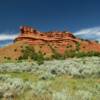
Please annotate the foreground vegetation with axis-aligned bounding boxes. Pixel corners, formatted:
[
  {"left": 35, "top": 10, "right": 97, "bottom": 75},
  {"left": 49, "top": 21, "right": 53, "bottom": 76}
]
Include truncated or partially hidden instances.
[
  {"left": 0, "top": 57, "right": 100, "bottom": 100},
  {"left": 16, "top": 45, "right": 100, "bottom": 65},
  {"left": 0, "top": 73, "right": 99, "bottom": 100}
]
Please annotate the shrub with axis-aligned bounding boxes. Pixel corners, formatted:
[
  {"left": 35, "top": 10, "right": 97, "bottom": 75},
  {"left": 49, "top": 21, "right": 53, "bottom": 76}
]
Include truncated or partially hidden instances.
[
  {"left": 76, "top": 42, "right": 80, "bottom": 51},
  {"left": 95, "top": 40, "right": 99, "bottom": 43},
  {"left": 4, "top": 57, "right": 11, "bottom": 60},
  {"left": 48, "top": 44, "right": 65, "bottom": 60},
  {"left": 64, "top": 50, "right": 100, "bottom": 58},
  {"left": 4, "top": 56, "right": 7, "bottom": 59},
  {"left": 14, "top": 49, "right": 17, "bottom": 52},
  {"left": 66, "top": 45, "right": 72, "bottom": 48},
  {"left": 19, "top": 45, "right": 44, "bottom": 65},
  {"left": 52, "top": 53, "right": 65, "bottom": 60},
  {"left": 64, "top": 50, "right": 76, "bottom": 58}
]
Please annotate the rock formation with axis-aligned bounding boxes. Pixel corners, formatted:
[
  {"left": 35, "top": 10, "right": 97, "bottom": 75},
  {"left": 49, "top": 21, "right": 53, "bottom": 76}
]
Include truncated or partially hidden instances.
[
  {"left": 14, "top": 26, "right": 100, "bottom": 55},
  {"left": 15, "top": 26, "right": 80, "bottom": 44}
]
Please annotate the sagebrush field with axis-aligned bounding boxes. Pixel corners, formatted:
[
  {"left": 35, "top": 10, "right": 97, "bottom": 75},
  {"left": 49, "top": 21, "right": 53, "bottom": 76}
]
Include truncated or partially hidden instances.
[{"left": 0, "top": 57, "right": 100, "bottom": 100}]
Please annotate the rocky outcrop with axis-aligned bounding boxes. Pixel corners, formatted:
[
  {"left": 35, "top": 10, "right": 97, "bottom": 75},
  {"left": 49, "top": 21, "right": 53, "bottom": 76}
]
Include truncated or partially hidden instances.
[
  {"left": 14, "top": 26, "right": 79, "bottom": 44},
  {"left": 14, "top": 26, "right": 100, "bottom": 54}
]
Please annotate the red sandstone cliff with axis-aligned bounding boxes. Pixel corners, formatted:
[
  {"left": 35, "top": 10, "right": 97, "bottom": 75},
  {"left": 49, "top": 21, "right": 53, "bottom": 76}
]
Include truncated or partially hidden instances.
[{"left": 15, "top": 26, "right": 100, "bottom": 54}]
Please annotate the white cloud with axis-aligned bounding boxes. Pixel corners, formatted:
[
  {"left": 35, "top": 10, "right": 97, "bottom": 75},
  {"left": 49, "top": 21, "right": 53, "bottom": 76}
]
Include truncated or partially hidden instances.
[
  {"left": 74, "top": 27, "right": 100, "bottom": 35},
  {"left": 74, "top": 27, "right": 100, "bottom": 41},
  {"left": 0, "top": 34, "right": 18, "bottom": 41}
]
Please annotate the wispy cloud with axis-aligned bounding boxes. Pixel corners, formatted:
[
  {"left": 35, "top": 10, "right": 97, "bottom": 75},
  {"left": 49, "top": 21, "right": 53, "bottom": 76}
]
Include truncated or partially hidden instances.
[
  {"left": 0, "top": 33, "right": 18, "bottom": 47},
  {"left": 0, "top": 34, "right": 18, "bottom": 41},
  {"left": 74, "top": 27, "right": 100, "bottom": 41}
]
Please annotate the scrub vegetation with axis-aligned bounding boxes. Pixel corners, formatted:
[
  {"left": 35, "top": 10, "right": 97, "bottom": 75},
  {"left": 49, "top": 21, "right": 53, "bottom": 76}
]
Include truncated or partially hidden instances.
[{"left": 0, "top": 57, "right": 100, "bottom": 100}]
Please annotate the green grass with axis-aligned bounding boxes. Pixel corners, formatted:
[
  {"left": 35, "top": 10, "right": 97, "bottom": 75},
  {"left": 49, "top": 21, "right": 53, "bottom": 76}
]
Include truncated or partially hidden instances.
[
  {"left": 51, "top": 75, "right": 99, "bottom": 92},
  {"left": 0, "top": 72, "right": 99, "bottom": 100},
  {"left": 0, "top": 72, "right": 39, "bottom": 82},
  {"left": 0, "top": 72, "right": 99, "bottom": 90}
]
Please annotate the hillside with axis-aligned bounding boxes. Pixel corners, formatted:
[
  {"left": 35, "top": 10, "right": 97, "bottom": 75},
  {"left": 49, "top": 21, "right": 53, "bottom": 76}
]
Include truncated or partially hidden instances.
[
  {"left": 0, "top": 26, "right": 100, "bottom": 62},
  {"left": 0, "top": 26, "right": 100, "bottom": 100}
]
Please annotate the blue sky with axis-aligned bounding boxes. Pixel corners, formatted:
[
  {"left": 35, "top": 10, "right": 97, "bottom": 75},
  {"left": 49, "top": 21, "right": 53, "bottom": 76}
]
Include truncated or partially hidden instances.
[{"left": 0, "top": 0, "right": 100, "bottom": 46}]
